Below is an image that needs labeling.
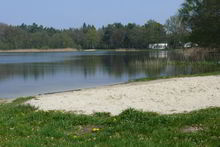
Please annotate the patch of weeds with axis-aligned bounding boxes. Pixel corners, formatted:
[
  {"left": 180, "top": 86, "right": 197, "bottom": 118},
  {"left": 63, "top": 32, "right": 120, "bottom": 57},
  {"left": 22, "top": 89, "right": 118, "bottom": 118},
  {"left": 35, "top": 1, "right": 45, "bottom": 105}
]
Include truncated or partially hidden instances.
[
  {"left": 12, "top": 97, "right": 34, "bottom": 104},
  {"left": 132, "top": 71, "right": 220, "bottom": 82},
  {"left": 93, "top": 112, "right": 111, "bottom": 118}
]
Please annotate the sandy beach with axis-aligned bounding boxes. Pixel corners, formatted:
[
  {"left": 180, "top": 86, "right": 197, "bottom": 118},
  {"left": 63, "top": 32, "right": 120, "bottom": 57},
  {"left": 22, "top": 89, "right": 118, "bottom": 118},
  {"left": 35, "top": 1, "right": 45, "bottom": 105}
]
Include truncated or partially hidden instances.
[{"left": 26, "top": 76, "right": 220, "bottom": 115}]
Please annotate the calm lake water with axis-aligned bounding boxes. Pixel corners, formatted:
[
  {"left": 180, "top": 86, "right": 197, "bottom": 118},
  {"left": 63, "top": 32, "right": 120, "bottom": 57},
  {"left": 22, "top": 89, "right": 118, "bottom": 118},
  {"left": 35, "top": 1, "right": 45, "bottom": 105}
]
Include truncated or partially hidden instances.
[{"left": 0, "top": 50, "right": 219, "bottom": 98}]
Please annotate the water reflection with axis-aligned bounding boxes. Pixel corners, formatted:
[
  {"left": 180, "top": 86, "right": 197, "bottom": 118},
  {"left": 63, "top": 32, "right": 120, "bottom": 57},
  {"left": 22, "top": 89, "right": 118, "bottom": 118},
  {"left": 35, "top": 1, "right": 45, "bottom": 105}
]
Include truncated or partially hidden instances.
[{"left": 0, "top": 51, "right": 219, "bottom": 98}]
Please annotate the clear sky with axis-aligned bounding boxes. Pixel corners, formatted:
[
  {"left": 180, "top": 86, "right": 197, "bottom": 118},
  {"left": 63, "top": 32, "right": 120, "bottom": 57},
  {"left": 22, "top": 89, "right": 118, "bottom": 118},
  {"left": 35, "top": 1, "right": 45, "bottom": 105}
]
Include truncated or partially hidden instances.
[{"left": 0, "top": 0, "right": 184, "bottom": 29}]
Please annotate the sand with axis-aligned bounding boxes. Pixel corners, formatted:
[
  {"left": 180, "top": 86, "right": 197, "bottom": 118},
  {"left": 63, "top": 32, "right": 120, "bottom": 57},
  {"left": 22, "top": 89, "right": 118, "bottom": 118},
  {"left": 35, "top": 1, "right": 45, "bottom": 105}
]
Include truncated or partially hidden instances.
[
  {"left": 0, "top": 98, "right": 14, "bottom": 104},
  {"left": 26, "top": 76, "right": 220, "bottom": 115}
]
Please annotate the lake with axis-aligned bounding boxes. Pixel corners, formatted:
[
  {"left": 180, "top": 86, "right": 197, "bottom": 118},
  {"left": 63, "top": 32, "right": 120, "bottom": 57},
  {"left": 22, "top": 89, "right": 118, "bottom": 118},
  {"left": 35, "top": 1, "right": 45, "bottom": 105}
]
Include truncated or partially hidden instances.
[{"left": 0, "top": 50, "right": 219, "bottom": 98}]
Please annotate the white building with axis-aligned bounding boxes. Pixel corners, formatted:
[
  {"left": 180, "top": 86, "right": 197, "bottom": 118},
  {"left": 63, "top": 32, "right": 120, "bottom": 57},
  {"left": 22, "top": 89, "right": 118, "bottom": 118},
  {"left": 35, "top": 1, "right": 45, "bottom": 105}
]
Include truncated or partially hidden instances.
[{"left": 149, "top": 43, "right": 168, "bottom": 49}]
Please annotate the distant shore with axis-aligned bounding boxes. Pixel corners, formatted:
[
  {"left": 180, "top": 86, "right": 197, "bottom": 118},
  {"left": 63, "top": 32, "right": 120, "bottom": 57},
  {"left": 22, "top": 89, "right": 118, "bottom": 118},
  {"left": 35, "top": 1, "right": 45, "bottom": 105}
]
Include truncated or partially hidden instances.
[
  {"left": 0, "top": 48, "right": 161, "bottom": 53},
  {"left": 0, "top": 48, "right": 80, "bottom": 53}
]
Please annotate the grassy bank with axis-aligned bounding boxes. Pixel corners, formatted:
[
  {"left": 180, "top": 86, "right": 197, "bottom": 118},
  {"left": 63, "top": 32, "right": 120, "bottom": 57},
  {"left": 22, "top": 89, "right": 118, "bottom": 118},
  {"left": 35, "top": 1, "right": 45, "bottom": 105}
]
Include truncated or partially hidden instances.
[
  {"left": 0, "top": 97, "right": 220, "bottom": 146},
  {"left": 132, "top": 71, "right": 220, "bottom": 82}
]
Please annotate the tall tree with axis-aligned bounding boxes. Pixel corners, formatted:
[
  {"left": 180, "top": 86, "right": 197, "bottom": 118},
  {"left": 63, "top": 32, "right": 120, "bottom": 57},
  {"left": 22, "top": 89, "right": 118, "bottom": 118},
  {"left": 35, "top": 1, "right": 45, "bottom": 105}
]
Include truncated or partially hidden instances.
[
  {"left": 179, "top": 0, "right": 220, "bottom": 47},
  {"left": 86, "top": 28, "right": 100, "bottom": 49},
  {"left": 144, "top": 20, "right": 166, "bottom": 45},
  {"left": 165, "top": 15, "right": 189, "bottom": 48}
]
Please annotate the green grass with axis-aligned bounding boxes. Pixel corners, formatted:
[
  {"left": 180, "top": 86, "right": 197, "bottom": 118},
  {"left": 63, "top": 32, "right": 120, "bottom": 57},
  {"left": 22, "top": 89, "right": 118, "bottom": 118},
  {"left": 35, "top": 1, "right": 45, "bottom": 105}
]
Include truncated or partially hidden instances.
[
  {"left": 132, "top": 71, "right": 220, "bottom": 82},
  {"left": 167, "top": 60, "right": 220, "bottom": 65},
  {"left": 0, "top": 98, "right": 220, "bottom": 147}
]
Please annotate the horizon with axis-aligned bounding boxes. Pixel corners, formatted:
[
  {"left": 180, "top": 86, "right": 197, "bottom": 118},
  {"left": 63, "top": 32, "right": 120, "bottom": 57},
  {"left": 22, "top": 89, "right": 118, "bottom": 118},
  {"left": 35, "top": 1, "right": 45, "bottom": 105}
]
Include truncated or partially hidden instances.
[
  {"left": 0, "top": 0, "right": 184, "bottom": 29},
  {"left": 0, "top": 20, "right": 171, "bottom": 30}
]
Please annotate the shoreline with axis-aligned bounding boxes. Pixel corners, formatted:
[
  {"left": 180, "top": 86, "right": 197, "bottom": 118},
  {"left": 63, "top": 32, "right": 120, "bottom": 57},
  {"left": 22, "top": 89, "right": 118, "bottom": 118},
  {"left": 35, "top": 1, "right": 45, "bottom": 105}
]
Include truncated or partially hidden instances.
[
  {"left": 0, "top": 48, "right": 170, "bottom": 53},
  {"left": 3, "top": 72, "right": 220, "bottom": 101},
  {"left": 0, "top": 98, "right": 15, "bottom": 104},
  {"left": 0, "top": 48, "right": 79, "bottom": 53},
  {"left": 26, "top": 75, "right": 220, "bottom": 115}
]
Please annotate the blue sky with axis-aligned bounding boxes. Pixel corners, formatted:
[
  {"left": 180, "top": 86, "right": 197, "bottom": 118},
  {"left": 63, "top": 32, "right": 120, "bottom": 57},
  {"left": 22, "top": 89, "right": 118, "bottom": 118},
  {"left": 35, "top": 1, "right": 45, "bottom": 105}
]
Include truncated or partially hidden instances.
[{"left": 0, "top": 0, "right": 184, "bottom": 29}]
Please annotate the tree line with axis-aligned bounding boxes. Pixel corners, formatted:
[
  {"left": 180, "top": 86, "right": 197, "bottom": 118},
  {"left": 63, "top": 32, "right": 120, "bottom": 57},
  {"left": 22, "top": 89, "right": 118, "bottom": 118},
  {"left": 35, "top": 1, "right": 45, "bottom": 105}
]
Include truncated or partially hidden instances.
[
  {"left": 0, "top": 20, "right": 176, "bottom": 50},
  {"left": 0, "top": 0, "right": 219, "bottom": 50}
]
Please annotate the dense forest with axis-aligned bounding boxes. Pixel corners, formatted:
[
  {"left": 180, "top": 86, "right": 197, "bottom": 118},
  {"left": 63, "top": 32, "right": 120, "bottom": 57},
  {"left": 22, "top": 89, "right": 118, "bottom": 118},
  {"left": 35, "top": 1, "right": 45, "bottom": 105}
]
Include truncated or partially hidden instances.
[
  {"left": 0, "top": 0, "right": 219, "bottom": 50},
  {"left": 0, "top": 20, "right": 189, "bottom": 50}
]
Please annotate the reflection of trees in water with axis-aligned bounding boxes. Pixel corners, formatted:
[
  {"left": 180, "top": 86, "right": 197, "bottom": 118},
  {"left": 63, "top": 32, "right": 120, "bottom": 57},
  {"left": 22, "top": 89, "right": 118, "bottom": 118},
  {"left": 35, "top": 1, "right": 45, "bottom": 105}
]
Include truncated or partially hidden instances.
[
  {"left": 0, "top": 51, "right": 219, "bottom": 81},
  {"left": 101, "top": 54, "right": 168, "bottom": 77},
  {"left": 0, "top": 63, "right": 56, "bottom": 81},
  {"left": 131, "top": 59, "right": 168, "bottom": 77}
]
